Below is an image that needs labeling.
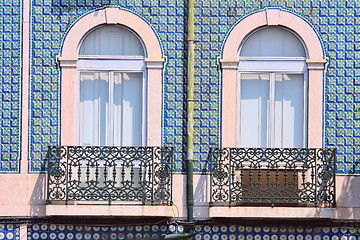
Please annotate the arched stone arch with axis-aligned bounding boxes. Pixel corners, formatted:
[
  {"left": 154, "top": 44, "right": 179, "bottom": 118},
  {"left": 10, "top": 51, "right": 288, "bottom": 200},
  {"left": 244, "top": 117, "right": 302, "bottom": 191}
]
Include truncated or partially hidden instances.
[
  {"left": 60, "top": 7, "right": 163, "bottom": 60},
  {"left": 59, "top": 7, "right": 164, "bottom": 146},
  {"left": 220, "top": 8, "right": 326, "bottom": 148},
  {"left": 222, "top": 8, "right": 325, "bottom": 61}
]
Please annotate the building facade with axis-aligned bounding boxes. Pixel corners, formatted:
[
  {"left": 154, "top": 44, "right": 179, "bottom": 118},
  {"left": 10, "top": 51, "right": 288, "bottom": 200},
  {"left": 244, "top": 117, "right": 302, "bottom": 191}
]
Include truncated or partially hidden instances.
[{"left": 1, "top": 0, "right": 360, "bottom": 239}]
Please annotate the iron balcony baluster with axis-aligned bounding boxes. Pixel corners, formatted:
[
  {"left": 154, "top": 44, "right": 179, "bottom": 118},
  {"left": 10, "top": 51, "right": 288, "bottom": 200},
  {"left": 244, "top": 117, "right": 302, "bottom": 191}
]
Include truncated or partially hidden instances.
[
  {"left": 209, "top": 148, "right": 336, "bottom": 207},
  {"left": 46, "top": 146, "right": 173, "bottom": 205}
]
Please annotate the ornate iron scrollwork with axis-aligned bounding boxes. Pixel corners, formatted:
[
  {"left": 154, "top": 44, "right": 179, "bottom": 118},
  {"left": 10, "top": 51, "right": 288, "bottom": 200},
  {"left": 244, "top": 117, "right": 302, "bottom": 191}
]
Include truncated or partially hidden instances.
[
  {"left": 46, "top": 146, "right": 173, "bottom": 205},
  {"left": 209, "top": 148, "right": 336, "bottom": 207}
]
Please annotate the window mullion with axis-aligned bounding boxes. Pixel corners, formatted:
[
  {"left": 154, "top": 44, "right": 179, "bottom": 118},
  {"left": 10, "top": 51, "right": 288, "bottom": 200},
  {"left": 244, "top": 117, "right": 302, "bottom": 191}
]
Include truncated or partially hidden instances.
[
  {"left": 78, "top": 72, "right": 83, "bottom": 145},
  {"left": 268, "top": 72, "right": 276, "bottom": 148},
  {"left": 120, "top": 74, "right": 124, "bottom": 146},
  {"left": 303, "top": 72, "right": 308, "bottom": 148},
  {"left": 142, "top": 71, "right": 146, "bottom": 146},
  {"left": 237, "top": 72, "right": 242, "bottom": 147},
  {"left": 108, "top": 72, "right": 114, "bottom": 146}
]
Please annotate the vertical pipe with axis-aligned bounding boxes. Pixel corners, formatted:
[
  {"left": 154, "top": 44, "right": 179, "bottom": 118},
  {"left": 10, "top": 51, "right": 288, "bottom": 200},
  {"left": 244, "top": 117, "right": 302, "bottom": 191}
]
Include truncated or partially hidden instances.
[{"left": 186, "top": 0, "right": 195, "bottom": 225}]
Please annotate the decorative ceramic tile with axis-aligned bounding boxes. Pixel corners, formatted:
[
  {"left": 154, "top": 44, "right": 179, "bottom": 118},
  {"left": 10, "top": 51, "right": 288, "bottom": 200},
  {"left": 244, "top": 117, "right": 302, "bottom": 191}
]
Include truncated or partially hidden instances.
[
  {"left": 0, "top": 0, "right": 22, "bottom": 172},
  {"left": 0, "top": 224, "right": 20, "bottom": 239},
  {"left": 29, "top": 0, "right": 193, "bottom": 173},
  {"left": 28, "top": 0, "right": 360, "bottom": 174},
  {"left": 27, "top": 224, "right": 360, "bottom": 240},
  {"left": 28, "top": 224, "right": 182, "bottom": 240}
]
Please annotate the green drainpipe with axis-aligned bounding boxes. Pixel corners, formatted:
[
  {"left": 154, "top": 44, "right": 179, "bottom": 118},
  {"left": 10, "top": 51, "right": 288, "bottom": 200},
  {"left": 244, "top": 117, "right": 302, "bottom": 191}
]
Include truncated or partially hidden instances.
[
  {"left": 157, "top": 1, "right": 195, "bottom": 239},
  {"left": 186, "top": 0, "right": 195, "bottom": 228}
]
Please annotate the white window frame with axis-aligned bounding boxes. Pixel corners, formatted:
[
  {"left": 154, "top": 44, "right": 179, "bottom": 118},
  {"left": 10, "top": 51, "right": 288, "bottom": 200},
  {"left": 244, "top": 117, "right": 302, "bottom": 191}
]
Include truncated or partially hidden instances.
[
  {"left": 220, "top": 9, "right": 326, "bottom": 149},
  {"left": 237, "top": 69, "right": 308, "bottom": 148},
  {"left": 76, "top": 67, "right": 148, "bottom": 146},
  {"left": 76, "top": 23, "right": 148, "bottom": 146},
  {"left": 59, "top": 7, "right": 164, "bottom": 147},
  {"left": 237, "top": 56, "right": 308, "bottom": 148}
]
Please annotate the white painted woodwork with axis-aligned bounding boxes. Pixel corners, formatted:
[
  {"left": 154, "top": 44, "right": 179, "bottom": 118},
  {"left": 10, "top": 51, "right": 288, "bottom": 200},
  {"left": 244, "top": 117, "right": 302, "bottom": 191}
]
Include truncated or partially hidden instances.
[
  {"left": 77, "top": 59, "right": 145, "bottom": 71},
  {"left": 78, "top": 25, "right": 146, "bottom": 147},
  {"left": 238, "top": 59, "right": 306, "bottom": 72},
  {"left": 238, "top": 27, "right": 307, "bottom": 148}
]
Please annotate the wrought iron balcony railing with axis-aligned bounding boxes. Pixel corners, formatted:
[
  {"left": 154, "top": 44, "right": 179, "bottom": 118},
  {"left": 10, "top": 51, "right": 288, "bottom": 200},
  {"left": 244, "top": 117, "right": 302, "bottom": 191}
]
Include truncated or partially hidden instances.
[
  {"left": 46, "top": 146, "right": 173, "bottom": 205},
  {"left": 209, "top": 148, "right": 336, "bottom": 207}
]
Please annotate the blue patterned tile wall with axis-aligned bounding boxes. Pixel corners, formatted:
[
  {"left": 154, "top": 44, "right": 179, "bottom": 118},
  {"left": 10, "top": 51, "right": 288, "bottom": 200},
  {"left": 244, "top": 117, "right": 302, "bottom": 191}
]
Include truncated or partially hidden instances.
[
  {"left": 26, "top": 224, "right": 360, "bottom": 240},
  {"left": 191, "top": 1, "right": 360, "bottom": 174},
  {"left": 28, "top": 223, "right": 182, "bottom": 240},
  {"left": 0, "top": 0, "right": 22, "bottom": 172},
  {"left": 0, "top": 224, "right": 20, "bottom": 240},
  {"left": 193, "top": 225, "right": 360, "bottom": 240},
  {"left": 29, "top": 0, "right": 360, "bottom": 174},
  {"left": 29, "top": 0, "right": 190, "bottom": 173}
]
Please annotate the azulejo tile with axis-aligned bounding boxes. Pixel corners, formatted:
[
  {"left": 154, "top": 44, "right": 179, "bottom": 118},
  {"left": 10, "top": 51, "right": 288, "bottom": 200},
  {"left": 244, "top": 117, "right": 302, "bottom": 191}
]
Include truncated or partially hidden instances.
[
  {"left": 25, "top": 224, "right": 360, "bottom": 240},
  {"left": 0, "top": 0, "right": 22, "bottom": 172},
  {"left": 0, "top": 224, "right": 19, "bottom": 240},
  {"left": 26, "top": 0, "right": 360, "bottom": 174}
]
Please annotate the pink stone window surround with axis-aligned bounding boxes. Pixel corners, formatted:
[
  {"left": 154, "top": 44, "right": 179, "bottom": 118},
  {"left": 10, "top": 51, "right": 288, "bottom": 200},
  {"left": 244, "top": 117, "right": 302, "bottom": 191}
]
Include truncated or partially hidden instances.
[
  {"left": 220, "top": 8, "right": 326, "bottom": 148},
  {"left": 58, "top": 7, "right": 164, "bottom": 147}
]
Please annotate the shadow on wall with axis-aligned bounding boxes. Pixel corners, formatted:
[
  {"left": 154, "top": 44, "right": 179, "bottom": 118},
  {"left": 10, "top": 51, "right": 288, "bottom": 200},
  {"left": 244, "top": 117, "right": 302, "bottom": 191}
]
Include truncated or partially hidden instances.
[
  {"left": 29, "top": 174, "right": 47, "bottom": 216},
  {"left": 194, "top": 171, "right": 210, "bottom": 219}
]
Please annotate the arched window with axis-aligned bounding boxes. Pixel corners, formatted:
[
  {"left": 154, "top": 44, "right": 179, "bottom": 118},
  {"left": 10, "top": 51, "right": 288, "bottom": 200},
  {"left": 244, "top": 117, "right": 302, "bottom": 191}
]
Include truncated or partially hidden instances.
[
  {"left": 79, "top": 25, "right": 144, "bottom": 56},
  {"left": 238, "top": 27, "right": 307, "bottom": 148},
  {"left": 220, "top": 9, "right": 326, "bottom": 148},
  {"left": 77, "top": 25, "right": 146, "bottom": 146},
  {"left": 59, "top": 8, "right": 164, "bottom": 147}
]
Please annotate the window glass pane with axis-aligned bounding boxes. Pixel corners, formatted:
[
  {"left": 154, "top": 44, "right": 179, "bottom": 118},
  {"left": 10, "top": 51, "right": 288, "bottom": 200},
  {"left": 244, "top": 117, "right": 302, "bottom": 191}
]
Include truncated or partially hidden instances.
[
  {"left": 79, "top": 72, "right": 109, "bottom": 146},
  {"left": 113, "top": 73, "right": 143, "bottom": 146},
  {"left": 240, "top": 27, "right": 306, "bottom": 57},
  {"left": 79, "top": 25, "right": 145, "bottom": 56},
  {"left": 274, "top": 74, "right": 304, "bottom": 148},
  {"left": 240, "top": 73, "right": 269, "bottom": 147}
]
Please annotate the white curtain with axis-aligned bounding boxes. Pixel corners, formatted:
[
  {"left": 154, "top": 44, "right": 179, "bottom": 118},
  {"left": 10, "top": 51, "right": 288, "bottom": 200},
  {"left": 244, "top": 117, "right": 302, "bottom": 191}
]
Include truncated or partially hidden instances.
[
  {"left": 79, "top": 72, "right": 143, "bottom": 146},
  {"left": 239, "top": 73, "right": 304, "bottom": 148},
  {"left": 274, "top": 74, "right": 304, "bottom": 148},
  {"left": 113, "top": 73, "right": 142, "bottom": 146},
  {"left": 79, "top": 26, "right": 144, "bottom": 56},
  {"left": 240, "top": 27, "right": 306, "bottom": 57},
  {"left": 79, "top": 72, "right": 109, "bottom": 146},
  {"left": 240, "top": 73, "right": 269, "bottom": 148}
]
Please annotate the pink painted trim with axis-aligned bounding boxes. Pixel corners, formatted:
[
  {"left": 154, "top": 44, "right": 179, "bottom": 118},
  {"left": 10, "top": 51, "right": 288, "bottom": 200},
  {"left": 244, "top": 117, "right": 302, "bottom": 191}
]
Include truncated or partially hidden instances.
[
  {"left": 222, "top": 9, "right": 324, "bottom": 61},
  {"left": 221, "top": 9, "right": 326, "bottom": 148},
  {"left": 59, "top": 8, "right": 163, "bottom": 146},
  {"left": 61, "top": 7, "right": 162, "bottom": 59}
]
